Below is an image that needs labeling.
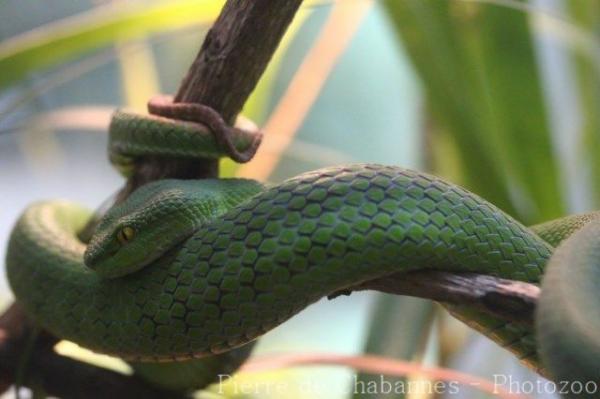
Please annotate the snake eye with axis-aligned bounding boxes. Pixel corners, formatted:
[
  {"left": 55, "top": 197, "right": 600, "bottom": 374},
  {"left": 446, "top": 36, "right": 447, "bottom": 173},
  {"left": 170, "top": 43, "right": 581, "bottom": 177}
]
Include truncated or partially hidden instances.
[{"left": 116, "top": 226, "right": 135, "bottom": 244}]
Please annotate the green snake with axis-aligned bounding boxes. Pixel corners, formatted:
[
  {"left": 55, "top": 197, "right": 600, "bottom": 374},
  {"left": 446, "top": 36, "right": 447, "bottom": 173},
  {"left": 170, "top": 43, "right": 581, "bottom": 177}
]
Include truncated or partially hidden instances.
[{"left": 5, "top": 99, "right": 599, "bottom": 395}]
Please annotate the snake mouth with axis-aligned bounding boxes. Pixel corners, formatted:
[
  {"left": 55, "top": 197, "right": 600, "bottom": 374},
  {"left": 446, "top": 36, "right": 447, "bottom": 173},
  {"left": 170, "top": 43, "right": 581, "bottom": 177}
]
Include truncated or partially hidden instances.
[
  {"left": 83, "top": 235, "right": 185, "bottom": 278},
  {"left": 83, "top": 242, "right": 119, "bottom": 270}
]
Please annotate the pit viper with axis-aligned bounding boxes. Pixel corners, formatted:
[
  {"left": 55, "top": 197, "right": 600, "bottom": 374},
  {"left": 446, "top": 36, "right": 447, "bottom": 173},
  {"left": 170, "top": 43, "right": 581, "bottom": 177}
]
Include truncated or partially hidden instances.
[{"left": 5, "top": 100, "right": 598, "bottom": 395}]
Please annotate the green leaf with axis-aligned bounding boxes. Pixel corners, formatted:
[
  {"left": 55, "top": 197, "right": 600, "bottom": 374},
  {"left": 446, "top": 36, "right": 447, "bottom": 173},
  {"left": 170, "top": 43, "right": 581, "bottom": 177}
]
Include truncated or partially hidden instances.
[
  {"left": 353, "top": 296, "right": 434, "bottom": 399},
  {"left": 567, "top": 1, "right": 600, "bottom": 204},
  {"left": 383, "top": 0, "right": 564, "bottom": 223},
  {"left": 0, "top": 0, "right": 224, "bottom": 90}
]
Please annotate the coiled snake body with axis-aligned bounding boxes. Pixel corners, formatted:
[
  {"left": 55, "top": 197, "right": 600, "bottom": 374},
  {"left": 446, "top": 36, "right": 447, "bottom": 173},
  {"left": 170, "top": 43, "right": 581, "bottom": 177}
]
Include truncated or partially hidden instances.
[{"left": 6, "top": 102, "right": 599, "bottom": 395}]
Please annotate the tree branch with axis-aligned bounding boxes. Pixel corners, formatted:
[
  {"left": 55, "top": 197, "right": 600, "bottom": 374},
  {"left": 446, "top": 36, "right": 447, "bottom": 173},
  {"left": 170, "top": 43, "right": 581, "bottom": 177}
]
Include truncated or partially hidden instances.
[
  {"left": 352, "top": 271, "right": 539, "bottom": 326},
  {"left": 123, "top": 0, "right": 303, "bottom": 193},
  {"left": 174, "top": 0, "right": 303, "bottom": 122}
]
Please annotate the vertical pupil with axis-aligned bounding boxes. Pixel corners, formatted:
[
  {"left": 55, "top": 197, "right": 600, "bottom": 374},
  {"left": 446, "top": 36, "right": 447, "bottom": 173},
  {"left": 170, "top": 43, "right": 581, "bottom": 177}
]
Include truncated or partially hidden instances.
[{"left": 118, "top": 228, "right": 133, "bottom": 243}]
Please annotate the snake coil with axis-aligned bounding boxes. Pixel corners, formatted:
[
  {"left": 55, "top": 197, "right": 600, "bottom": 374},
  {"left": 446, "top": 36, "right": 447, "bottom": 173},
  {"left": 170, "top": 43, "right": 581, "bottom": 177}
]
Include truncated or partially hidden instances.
[
  {"left": 147, "top": 95, "right": 263, "bottom": 163},
  {"left": 6, "top": 100, "right": 600, "bottom": 395}
]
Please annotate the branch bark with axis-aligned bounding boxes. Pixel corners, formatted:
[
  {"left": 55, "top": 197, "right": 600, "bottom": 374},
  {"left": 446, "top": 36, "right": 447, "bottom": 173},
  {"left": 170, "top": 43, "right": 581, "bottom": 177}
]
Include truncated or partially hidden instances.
[
  {"left": 354, "top": 271, "right": 539, "bottom": 326},
  {"left": 1, "top": 0, "right": 303, "bottom": 397},
  {"left": 123, "top": 0, "right": 303, "bottom": 193},
  {"left": 174, "top": 0, "right": 303, "bottom": 122}
]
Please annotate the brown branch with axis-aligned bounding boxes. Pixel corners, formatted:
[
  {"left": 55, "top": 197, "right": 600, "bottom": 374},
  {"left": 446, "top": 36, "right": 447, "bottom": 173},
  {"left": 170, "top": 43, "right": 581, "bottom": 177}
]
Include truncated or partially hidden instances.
[
  {"left": 351, "top": 271, "right": 539, "bottom": 327},
  {"left": 1, "top": 0, "right": 303, "bottom": 397},
  {"left": 123, "top": 0, "right": 303, "bottom": 193},
  {"left": 174, "top": 0, "right": 303, "bottom": 122}
]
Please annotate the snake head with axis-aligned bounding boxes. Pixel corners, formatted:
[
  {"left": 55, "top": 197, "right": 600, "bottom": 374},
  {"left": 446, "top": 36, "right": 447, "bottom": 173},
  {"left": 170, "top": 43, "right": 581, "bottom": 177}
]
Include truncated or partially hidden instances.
[
  {"left": 84, "top": 180, "right": 207, "bottom": 278},
  {"left": 84, "top": 178, "right": 264, "bottom": 279}
]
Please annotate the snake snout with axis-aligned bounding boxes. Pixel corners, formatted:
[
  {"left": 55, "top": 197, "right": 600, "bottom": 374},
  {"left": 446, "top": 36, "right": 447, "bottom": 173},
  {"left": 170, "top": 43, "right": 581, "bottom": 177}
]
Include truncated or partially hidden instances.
[
  {"left": 83, "top": 240, "right": 118, "bottom": 270},
  {"left": 83, "top": 247, "right": 99, "bottom": 268}
]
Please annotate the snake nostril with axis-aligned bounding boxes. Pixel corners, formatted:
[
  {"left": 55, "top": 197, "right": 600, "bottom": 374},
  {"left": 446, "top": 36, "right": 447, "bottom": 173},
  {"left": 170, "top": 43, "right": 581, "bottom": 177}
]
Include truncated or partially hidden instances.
[{"left": 83, "top": 248, "right": 98, "bottom": 268}]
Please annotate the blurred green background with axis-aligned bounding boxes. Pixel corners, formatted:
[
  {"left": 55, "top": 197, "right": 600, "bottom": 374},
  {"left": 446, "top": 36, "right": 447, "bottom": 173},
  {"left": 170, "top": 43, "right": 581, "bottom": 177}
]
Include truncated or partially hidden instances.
[{"left": 1, "top": 0, "right": 598, "bottom": 398}]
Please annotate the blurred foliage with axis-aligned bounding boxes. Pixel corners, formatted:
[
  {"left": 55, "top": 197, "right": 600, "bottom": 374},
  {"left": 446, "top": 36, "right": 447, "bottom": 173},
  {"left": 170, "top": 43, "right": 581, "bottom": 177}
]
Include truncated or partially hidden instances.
[
  {"left": 0, "top": 0, "right": 224, "bottom": 89},
  {"left": 353, "top": 296, "right": 434, "bottom": 399},
  {"left": 383, "top": 0, "right": 564, "bottom": 224},
  {"left": 3, "top": 0, "right": 600, "bottom": 398},
  {"left": 363, "top": 2, "right": 600, "bottom": 399},
  {"left": 567, "top": 0, "right": 600, "bottom": 203}
]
